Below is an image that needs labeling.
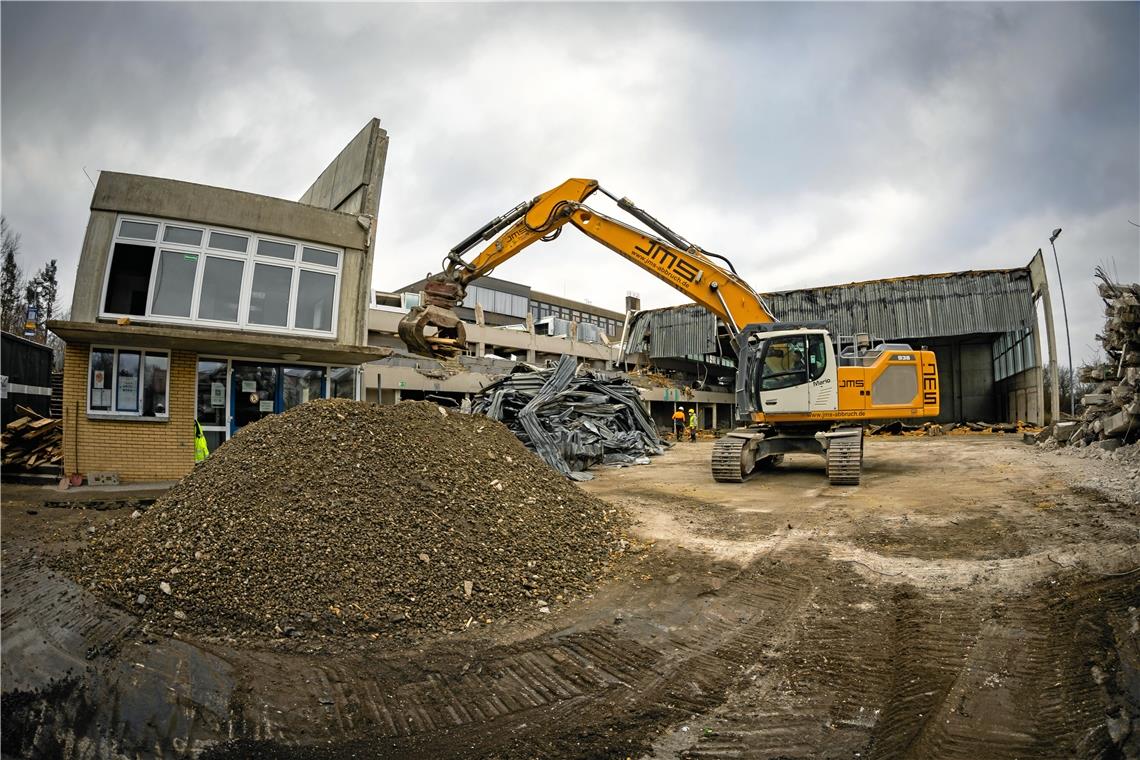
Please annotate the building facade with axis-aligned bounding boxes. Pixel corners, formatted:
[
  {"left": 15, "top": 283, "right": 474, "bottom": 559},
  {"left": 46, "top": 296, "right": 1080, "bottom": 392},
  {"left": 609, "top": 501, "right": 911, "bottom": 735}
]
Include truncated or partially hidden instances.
[{"left": 49, "top": 120, "right": 390, "bottom": 481}]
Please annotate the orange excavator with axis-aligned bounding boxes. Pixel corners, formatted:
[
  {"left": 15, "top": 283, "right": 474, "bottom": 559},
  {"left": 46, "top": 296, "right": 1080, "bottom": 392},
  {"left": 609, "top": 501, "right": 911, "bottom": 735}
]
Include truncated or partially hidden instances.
[{"left": 398, "top": 179, "right": 940, "bottom": 485}]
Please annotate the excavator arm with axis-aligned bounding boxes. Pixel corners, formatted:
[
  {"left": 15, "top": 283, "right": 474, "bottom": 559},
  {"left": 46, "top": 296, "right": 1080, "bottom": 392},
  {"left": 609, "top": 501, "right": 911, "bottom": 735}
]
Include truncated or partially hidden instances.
[{"left": 399, "top": 178, "right": 776, "bottom": 356}]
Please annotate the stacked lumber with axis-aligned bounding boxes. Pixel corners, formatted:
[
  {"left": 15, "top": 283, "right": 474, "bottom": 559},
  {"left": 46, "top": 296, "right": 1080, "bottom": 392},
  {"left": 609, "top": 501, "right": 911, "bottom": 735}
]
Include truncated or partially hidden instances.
[
  {"left": 2, "top": 404, "right": 63, "bottom": 471},
  {"left": 1054, "top": 269, "right": 1140, "bottom": 448},
  {"left": 472, "top": 355, "right": 665, "bottom": 479}
]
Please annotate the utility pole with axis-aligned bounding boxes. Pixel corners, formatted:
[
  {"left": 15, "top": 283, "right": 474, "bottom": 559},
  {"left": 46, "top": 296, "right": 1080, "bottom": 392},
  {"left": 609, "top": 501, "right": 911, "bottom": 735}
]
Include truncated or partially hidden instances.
[{"left": 1048, "top": 228, "right": 1075, "bottom": 417}]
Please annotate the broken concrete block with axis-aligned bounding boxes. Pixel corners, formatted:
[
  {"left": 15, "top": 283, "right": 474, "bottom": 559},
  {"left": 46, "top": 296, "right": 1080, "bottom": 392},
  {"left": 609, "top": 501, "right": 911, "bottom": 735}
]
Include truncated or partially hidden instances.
[
  {"left": 1102, "top": 410, "right": 1136, "bottom": 438},
  {"left": 1095, "top": 438, "right": 1123, "bottom": 452},
  {"left": 1053, "top": 422, "right": 1077, "bottom": 443}
]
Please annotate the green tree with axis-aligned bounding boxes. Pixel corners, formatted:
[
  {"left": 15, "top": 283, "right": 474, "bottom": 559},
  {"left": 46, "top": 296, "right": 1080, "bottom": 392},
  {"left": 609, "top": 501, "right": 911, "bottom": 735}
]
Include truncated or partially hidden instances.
[{"left": 0, "top": 216, "right": 24, "bottom": 334}]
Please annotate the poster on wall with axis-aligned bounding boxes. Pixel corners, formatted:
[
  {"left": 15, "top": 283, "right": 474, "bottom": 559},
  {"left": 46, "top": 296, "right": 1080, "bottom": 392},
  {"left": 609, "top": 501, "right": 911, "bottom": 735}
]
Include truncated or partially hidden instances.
[
  {"left": 117, "top": 376, "right": 138, "bottom": 411},
  {"left": 241, "top": 380, "right": 257, "bottom": 393},
  {"left": 259, "top": 400, "right": 274, "bottom": 412},
  {"left": 94, "top": 370, "right": 105, "bottom": 388},
  {"left": 211, "top": 382, "right": 225, "bottom": 407}
]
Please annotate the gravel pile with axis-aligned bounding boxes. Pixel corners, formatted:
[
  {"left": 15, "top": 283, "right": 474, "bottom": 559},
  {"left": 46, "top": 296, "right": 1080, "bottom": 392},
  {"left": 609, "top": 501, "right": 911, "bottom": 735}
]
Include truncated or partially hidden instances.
[{"left": 59, "top": 400, "right": 628, "bottom": 643}]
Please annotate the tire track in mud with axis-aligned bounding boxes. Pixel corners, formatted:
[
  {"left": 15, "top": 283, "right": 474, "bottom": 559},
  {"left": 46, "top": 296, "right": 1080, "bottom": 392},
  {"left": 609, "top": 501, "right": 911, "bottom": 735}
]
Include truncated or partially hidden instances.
[
  {"left": 208, "top": 561, "right": 818, "bottom": 759},
  {"left": 669, "top": 564, "right": 1139, "bottom": 760}
]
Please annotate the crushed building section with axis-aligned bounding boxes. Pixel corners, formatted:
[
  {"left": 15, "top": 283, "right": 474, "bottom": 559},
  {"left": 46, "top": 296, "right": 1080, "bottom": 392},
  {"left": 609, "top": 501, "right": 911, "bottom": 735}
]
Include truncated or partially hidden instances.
[{"left": 473, "top": 356, "right": 665, "bottom": 478}]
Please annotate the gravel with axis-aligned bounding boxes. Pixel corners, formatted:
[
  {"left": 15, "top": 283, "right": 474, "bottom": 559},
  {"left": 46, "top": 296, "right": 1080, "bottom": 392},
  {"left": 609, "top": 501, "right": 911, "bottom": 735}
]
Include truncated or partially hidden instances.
[{"left": 58, "top": 400, "right": 628, "bottom": 643}]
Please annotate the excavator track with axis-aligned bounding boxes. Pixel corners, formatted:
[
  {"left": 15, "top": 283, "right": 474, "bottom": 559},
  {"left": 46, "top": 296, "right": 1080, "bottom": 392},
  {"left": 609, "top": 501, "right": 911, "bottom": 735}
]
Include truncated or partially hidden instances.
[
  {"left": 826, "top": 432, "right": 863, "bottom": 486},
  {"left": 712, "top": 437, "right": 750, "bottom": 483}
]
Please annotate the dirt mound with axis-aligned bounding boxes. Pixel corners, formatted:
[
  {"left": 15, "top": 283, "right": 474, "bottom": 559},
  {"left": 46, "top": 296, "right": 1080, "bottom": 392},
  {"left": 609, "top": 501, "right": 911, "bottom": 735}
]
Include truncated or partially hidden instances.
[{"left": 59, "top": 400, "right": 627, "bottom": 643}]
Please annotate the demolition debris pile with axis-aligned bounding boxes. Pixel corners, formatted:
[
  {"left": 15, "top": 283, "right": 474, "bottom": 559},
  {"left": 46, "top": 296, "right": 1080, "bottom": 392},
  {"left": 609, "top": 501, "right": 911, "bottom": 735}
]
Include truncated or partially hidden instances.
[
  {"left": 1044, "top": 270, "right": 1140, "bottom": 449},
  {"left": 473, "top": 356, "right": 665, "bottom": 479},
  {"left": 61, "top": 400, "right": 627, "bottom": 642}
]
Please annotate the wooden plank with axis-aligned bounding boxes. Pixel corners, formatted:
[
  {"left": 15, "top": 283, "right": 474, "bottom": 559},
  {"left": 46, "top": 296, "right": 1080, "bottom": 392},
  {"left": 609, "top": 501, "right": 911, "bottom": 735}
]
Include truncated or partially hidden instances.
[{"left": 5, "top": 417, "right": 32, "bottom": 432}]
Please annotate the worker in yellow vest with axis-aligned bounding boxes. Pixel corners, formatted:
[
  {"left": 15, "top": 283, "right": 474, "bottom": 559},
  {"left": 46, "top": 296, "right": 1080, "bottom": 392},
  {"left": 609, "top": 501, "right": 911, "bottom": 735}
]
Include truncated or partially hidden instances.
[
  {"left": 687, "top": 408, "right": 698, "bottom": 442},
  {"left": 671, "top": 407, "right": 686, "bottom": 440},
  {"left": 194, "top": 420, "right": 210, "bottom": 463}
]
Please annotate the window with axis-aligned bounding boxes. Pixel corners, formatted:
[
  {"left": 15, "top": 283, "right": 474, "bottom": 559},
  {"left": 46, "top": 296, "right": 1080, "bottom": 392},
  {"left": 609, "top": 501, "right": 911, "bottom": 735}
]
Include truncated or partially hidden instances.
[
  {"left": 302, "top": 247, "right": 338, "bottom": 267},
  {"left": 88, "top": 347, "right": 170, "bottom": 417},
  {"left": 329, "top": 366, "right": 356, "bottom": 399},
  {"left": 283, "top": 366, "right": 323, "bottom": 410},
  {"left": 102, "top": 216, "right": 342, "bottom": 336},
  {"left": 295, "top": 270, "right": 335, "bottom": 332},
  {"left": 807, "top": 334, "right": 828, "bottom": 381},
  {"left": 248, "top": 263, "right": 292, "bottom": 327},
  {"left": 198, "top": 256, "right": 244, "bottom": 322},
  {"left": 151, "top": 250, "right": 198, "bottom": 317},
  {"left": 103, "top": 243, "right": 154, "bottom": 315},
  {"left": 257, "top": 239, "right": 296, "bottom": 260},
  {"left": 760, "top": 336, "right": 808, "bottom": 391}
]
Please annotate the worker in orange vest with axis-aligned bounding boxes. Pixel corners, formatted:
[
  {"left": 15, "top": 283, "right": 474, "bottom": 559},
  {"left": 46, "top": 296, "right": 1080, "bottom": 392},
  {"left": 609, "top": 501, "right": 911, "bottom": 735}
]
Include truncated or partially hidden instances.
[{"left": 671, "top": 407, "right": 686, "bottom": 441}]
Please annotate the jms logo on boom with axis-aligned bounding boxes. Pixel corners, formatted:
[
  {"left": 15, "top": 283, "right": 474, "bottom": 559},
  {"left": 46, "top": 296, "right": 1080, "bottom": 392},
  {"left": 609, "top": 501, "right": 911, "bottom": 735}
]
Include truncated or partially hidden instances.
[
  {"left": 633, "top": 241, "right": 700, "bottom": 283},
  {"left": 922, "top": 363, "right": 938, "bottom": 405}
]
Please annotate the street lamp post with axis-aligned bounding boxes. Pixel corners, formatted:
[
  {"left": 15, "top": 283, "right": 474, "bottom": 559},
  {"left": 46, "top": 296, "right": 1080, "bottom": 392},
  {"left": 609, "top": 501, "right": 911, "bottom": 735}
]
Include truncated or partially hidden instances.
[{"left": 1048, "top": 227, "right": 1075, "bottom": 418}]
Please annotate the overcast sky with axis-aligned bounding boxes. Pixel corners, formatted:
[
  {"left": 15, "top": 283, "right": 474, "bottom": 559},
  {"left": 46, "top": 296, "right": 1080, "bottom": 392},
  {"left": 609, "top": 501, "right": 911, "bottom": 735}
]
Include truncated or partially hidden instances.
[{"left": 2, "top": 2, "right": 1137, "bottom": 365}]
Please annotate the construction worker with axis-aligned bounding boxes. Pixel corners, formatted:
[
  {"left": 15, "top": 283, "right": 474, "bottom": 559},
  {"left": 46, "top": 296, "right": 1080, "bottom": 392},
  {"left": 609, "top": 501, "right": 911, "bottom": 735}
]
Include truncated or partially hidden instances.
[
  {"left": 194, "top": 420, "right": 210, "bottom": 463},
  {"left": 671, "top": 407, "right": 686, "bottom": 440},
  {"left": 688, "top": 408, "right": 697, "bottom": 442}
]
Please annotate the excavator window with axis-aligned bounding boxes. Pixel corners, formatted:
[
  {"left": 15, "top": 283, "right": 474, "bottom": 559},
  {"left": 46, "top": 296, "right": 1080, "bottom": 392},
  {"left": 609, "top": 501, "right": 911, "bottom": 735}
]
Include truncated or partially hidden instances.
[
  {"left": 807, "top": 334, "right": 827, "bottom": 381},
  {"left": 759, "top": 336, "right": 809, "bottom": 391}
]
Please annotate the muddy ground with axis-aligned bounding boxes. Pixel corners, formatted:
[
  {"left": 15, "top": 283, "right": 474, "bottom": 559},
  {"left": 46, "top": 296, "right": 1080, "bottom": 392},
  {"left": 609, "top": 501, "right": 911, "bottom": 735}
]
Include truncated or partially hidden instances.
[{"left": 2, "top": 435, "right": 1138, "bottom": 759}]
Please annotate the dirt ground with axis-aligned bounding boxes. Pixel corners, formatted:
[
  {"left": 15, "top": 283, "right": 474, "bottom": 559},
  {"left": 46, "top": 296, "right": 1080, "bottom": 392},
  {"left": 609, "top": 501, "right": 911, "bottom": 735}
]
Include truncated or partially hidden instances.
[{"left": 2, "top": 435, "right": 1138, "bottom": 759}]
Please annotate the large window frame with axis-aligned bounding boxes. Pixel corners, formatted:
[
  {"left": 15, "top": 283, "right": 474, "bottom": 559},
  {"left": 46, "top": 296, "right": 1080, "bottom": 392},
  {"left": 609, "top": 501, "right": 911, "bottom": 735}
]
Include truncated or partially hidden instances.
[
  {"left": 100, "top": 215, "right": 343, "bottom": 339},
  {"left": 87, "top": 346, "right": 171, "bottom": 419}
]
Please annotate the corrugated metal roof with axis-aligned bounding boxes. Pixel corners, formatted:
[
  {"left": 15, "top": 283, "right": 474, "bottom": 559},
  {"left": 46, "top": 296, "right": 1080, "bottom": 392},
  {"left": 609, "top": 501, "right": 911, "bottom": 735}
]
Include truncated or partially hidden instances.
[
  {"left": 623, "top": 268, "right": 1037, "bottom": 358},
  {"left": 762, "top": 268, "right": 1036, "bottom": 340},
  {"left": 624, "top": 304, "right": 718, "bottom": 359}
]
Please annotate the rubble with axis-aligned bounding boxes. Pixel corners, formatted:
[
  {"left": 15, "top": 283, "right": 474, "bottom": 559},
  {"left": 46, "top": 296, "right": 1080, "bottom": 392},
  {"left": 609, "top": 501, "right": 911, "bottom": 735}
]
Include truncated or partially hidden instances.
[
  {"left": 57, "top": 400, "right": 628, "bottom": 643},
  {"left": 1041, "top": 269, "right": 1140, "bottom": 449},
  {"left": 472, "top": 356, "right": 665, "bottom": 479}
]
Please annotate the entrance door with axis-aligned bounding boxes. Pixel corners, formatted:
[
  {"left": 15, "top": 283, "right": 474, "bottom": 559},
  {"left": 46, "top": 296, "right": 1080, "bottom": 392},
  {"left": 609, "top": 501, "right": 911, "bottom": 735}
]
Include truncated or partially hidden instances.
[
  {"left": 758, "top": 334, "right": 811, "bottom": 414},
  {"left": 231, "top": 362, "right": 280, "bottom": 435},
  {"left": 196, "top": 359, "right": 229, "bottom": 453}
]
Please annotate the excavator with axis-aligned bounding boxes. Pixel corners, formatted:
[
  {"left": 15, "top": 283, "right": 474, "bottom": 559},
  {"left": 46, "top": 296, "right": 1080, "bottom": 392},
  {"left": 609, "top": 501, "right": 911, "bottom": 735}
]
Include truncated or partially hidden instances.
[{"left": 397, "top": 178, "right": 940, "bottom": 485}]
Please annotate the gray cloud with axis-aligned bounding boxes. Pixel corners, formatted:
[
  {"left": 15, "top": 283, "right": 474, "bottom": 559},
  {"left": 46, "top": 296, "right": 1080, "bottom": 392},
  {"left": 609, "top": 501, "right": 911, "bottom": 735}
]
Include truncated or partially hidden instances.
[{"left": 2, "top": 1, "right": 1136, "bottom": 366}]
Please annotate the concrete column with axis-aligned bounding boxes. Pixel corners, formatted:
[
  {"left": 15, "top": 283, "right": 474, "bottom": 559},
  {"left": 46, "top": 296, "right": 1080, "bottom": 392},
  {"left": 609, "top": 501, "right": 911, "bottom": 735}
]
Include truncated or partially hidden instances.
[
  {"left": 394, "top": 388, "right": 401, "bottom": 404},
  {"left": 1031, "top": 324, "right": 1045, "bottom": 425},
  {"left": 526, "top": 348, "right": 536, "bottom": 363},
  {"left": 712, "top": 403, "right": 718, "bottom": 430},
  {"left": 476, "top": 342, "right": 486, "bottom": 357},
  {"left": 1039, "top": 288, "right": 1061, "bottom": 424}
]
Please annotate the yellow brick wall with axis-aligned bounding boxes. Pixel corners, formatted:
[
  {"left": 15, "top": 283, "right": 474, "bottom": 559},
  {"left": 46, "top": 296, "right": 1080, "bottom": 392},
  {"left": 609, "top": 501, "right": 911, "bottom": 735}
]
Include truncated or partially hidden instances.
[{"left": 62, "top": 344, "right": 198, "bottom": 482}]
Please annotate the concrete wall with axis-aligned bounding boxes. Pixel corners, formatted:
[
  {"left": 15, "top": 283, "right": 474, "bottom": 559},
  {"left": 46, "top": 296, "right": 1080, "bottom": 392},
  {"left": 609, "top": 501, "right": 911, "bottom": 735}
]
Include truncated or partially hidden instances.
[
  {"left": 61, "top": 344, "right": 197, "bottom": 481},
  {"left": 70, "top": 172, "right": 373, "bottom": 345},
  {"left": 996, "top": 366, "right": 1043, "bottom": 425}
]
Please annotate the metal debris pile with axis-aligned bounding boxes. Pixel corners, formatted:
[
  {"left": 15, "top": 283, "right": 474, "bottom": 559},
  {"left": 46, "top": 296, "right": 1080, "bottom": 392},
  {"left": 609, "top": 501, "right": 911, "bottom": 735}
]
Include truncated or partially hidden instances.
[
  {"left": 1042, "top": 270, "right": 1140, "bottom": 450},
  {"left": 58, "top": 400, "right": 627, "bottom": 644},
  {"left": 473, "top": 356, "right": 665, "bottom": 479}
]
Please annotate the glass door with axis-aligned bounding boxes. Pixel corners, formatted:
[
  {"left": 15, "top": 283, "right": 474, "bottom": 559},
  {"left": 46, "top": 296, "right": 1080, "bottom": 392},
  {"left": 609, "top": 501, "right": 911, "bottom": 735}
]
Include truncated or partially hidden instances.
[
  {"left": 196, "top": 359, "right": 229, "bottom": 453},
  {"left": 231, "top": 362, "right": 280, "bottom": 435}
]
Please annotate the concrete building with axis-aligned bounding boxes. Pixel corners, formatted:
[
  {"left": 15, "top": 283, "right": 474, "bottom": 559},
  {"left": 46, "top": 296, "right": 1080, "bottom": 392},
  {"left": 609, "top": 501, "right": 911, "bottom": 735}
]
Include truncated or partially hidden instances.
[
  {"left": 362, "top": 284, "right": 628, "bottom": 405},
  {"left": 622, "top": 254, "right": 1053, "bottom": 429},
  {"left": 387, "top": 274, "right": 627, "bottom": 340},
  {"left": 48, "top": 119, "right": 390, "bottom": 481}
]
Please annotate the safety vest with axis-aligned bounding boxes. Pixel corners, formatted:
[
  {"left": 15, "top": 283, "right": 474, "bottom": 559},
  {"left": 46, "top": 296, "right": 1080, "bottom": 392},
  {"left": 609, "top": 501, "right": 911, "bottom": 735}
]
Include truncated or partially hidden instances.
[
  {"left": 194, "top": 421, "right": 210, "bottom": 462},
  {"left": 688, "top": 412, "right": 697, "bottom": 428}
]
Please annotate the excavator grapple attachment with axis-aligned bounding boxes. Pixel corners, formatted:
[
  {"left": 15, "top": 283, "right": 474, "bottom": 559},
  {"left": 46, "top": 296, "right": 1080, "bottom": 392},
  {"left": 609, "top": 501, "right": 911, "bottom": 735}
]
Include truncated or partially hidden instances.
[{"left": 398, "top": 305, "right": 468, "bottom": 358}]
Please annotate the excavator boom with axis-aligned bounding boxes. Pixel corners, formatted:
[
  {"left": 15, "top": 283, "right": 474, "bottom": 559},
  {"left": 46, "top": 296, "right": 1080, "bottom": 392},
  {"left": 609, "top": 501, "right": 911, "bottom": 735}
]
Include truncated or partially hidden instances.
[{"left": 398, "top": 178, "right": 775, "bottom": 357}]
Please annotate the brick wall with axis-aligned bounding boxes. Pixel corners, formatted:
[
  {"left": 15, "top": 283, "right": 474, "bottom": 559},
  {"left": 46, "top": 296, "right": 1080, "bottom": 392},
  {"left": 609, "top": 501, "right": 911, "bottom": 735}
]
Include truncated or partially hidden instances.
[{"left": 62, "top": 344, "right": 198, "bottom": 482}]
